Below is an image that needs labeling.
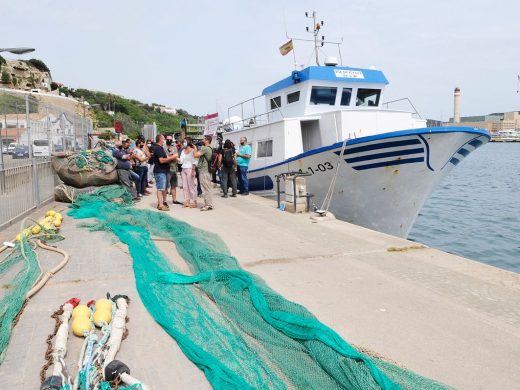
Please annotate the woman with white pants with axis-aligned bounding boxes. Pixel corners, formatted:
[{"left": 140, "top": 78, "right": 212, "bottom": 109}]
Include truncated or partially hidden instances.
[{"left": 180, "top": 143, "right": 197, "bottom": 208}]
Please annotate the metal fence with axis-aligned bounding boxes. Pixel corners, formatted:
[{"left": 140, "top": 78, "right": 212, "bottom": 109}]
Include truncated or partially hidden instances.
[{"left": 0, "top": 88, "right": 91, "bottom": 229}]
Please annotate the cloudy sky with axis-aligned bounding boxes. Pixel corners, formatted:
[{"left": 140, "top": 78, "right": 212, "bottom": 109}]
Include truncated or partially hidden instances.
[{"left": 1, "top": 0, "right": 519, "bottom": 120}]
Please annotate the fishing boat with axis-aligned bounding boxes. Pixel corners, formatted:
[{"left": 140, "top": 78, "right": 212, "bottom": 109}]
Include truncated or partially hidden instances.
[{"left": 222, "top": 13, "right": 490, "bottom": 238}]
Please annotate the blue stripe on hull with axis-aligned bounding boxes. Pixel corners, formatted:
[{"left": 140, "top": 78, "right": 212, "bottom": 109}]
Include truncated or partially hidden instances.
[
  {"left": 457, "top": 148, "right": 470, "bottom": 157},
  {"left": 345, "top": 147, "right": 424, "bottom": 164},
  {"left": 469, "top": 139, "right": 484, "bottom": 148},
  {"left": 450, "top": 157, "right": 460, "bottom": 165},
  {"left": 342, "top": 139, "right": 421, "bottom": 155},
  {"left": 353, "top": 157, "right": 425, "bottom": 171}
]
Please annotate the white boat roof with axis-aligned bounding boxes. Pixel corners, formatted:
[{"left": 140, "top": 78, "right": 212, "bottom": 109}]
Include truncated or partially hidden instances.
[{"left": 262, "top": 66, "right": 389, "bottom": 95}]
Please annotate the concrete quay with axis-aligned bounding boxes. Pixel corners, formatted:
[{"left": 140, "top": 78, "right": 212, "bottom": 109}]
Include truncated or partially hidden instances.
[{"left": 0, "top": 187, "right": 519, "bottom": 389}]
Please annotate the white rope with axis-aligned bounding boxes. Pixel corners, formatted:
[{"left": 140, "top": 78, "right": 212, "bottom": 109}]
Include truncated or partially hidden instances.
[
  {"left": 51, "top": 302, "right": 74, "bottom": 386},
  {"left": 320, "top": 137, "right": 349, "bottom": 213}
]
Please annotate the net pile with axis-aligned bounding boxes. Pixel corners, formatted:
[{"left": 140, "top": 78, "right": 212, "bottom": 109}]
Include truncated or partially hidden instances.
[
  {"left": 68, "top": 186, "right": 450, "bottom": 390},
  {"left": 52, "top": 149, "right": 118, "bottom": 189}
]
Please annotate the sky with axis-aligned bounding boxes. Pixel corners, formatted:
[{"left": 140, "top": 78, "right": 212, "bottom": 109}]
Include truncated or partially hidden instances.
[{"left": 1, "top": 0, "right": 519, "bottom": 121}]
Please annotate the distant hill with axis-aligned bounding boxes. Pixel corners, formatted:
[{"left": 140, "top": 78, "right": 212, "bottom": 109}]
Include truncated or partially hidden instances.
[
  {"left": 0, "top": 54, "right": 199, "bottom": 139},
  {"left": 60, "top": 87, "right": 199, "bottom": 139},
  {"left": 0, "top": 57, "right": 53, "bottom": 91}
]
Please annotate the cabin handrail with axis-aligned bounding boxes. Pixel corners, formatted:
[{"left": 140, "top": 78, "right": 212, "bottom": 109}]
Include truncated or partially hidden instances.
[
  {"left": 226, "top": 95, "right": 284, "bottom": 131},
  {"left": 382, "top": 98, "right": 422, "bottom": 119}
]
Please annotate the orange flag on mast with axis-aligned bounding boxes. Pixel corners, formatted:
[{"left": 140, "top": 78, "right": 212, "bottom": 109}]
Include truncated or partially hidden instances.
[{"left": 279, "top": 40, "right": 294, "bottom": 56}]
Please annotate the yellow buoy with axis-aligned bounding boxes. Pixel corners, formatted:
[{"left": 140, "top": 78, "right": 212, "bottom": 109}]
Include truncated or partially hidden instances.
[
  {"left": 72, "top": 304, "right": 91, "bottom": 320},
  {"left": 15, "top": 234, "right": 21, "bottom": 241},
  {"left": 55, "top": 213, "right": 63, "bottom": 220},
  {"left": 43, "top": 222, "right": 53, "bottom": 230},
  {"left": 94, "top": 298, "right": 112, "bottom": 312},
  {"left": 31, "top": 225, "right": 41, "bottom": 235},
  {"left": 23, "top": 228, "right": 32, "bottom": 237},
  {"left": 72, "top": 317, "right": 92, "bottom": 337},
  {"left": 46, "top": 210, "right": 56, "bottom": 217},
  {"left": 93, "top": 309, "right": 112, "bottom": 327},
  {"left": 54, "top": 219, "right": 62, "bottom": 228}
]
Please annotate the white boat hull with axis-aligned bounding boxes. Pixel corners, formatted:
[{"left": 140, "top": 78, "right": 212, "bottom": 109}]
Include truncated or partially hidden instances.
[{"left": 247, "top": 127, "right": 489, "bottom": 238}]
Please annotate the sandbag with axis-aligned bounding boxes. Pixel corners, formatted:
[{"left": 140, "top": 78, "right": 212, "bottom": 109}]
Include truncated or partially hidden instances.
[
  {"left": 51, "top": 150, "right": 118, "bottom": 188},
  {"left": 54, "top": 184, "right": 98, "bottom": 203}
]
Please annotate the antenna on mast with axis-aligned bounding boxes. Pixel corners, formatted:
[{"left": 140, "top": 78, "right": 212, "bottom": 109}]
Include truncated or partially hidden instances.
[
  {"left": 305, "top": 11, "right": 324, "bottom": 66},
  {"left": 286, "top": 12, "right": 344, "bottom": 67}
]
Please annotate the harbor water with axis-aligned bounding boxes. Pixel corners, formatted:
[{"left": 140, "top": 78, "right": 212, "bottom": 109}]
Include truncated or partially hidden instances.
[{"left": 409, "top": 142, "right": 520, "bottom": 273}]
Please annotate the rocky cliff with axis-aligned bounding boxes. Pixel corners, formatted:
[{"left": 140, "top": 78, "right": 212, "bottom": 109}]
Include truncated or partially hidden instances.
[{"left": 0, "top": 59, "right": 52, "bottom": 92}]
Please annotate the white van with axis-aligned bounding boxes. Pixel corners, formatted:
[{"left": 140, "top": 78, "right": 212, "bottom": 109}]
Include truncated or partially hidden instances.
[{"left": 33, "top": 139, "right": 50, "bottom": 157}]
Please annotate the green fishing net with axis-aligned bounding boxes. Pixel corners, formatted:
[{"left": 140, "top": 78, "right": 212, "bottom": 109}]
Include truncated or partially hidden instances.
[
  {"left": 0, "top": 238, "right": 40, "bottom": 364},
  {"left": 68, "top": 185, "right": 451, "bottom": 390}
]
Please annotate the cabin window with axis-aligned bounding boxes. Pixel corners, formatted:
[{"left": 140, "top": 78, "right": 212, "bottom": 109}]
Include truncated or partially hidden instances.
[
  {"left": 257, "top": 139, "right": 273, "bottom": 158},
  {"left": 310, "top": 86, "right": 337, "bottom": 105},
  {"left": 270, "top": 96, "right": 282, "bottom": 110},
  {"left": 340, "top": 88, "right": 353, "bottom": 106},
  {"left": 356, "top": 88, "right": 381, "bottom": 107},
  {"left": 287, "top": 91, "right": 300, "bottom": 104}
]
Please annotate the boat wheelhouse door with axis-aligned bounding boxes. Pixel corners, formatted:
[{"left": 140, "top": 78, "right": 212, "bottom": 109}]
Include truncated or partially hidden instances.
[{"left": 300, "top": 119, "right": 321, "bottom": 152}]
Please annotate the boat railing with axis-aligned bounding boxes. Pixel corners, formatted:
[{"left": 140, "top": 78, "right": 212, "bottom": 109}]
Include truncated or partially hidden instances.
[
  {"left": 382, "top": 98, "right": 422, "bottom": 119},
  {"left": 226, "top": 95, "right": 284, "bottom": 131}
]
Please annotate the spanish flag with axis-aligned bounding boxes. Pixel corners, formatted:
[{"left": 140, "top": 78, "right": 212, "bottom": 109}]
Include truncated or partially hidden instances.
[{"left": 279, "top": 40, "right": 294, "bottom": 56}]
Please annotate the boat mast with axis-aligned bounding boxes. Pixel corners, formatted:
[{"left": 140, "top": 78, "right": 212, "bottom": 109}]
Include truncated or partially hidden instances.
[
  {"left": 286, "top": 12, "right": 344, "bottom": 67},
  {"left": 305, "top": 11, "right": 324, "bottom": 66}
]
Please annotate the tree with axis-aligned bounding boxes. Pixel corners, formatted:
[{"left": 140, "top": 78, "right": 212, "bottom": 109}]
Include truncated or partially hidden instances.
[
  {"left": 0, "top": 55, "right": 6, "bottom": 66},
  {"left": 50, "top": 81, "right": 58, "bottom": 91},
  {"left": 26, "top": 58, "right": 50, "bottom": 72},
  {"left": 1, "top": 70, "right": 11, "bottom": 84}
]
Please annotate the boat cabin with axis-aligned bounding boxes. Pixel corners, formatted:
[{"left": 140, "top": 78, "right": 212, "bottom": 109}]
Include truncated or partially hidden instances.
[
  {"left": 262, "top": 64, "right": 389, "bottom": 118},
  {"left": 224, "top": 61, "right": 426, "bottom": 171}
]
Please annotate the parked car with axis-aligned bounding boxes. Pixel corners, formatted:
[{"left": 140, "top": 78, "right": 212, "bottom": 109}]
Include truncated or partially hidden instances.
[
  {"left": 33, "top": 139, "right": 50, "bottom": 157},
  {"left": 12, "top": 146, "right": 30, "bottom": 159},
  {"left": 7, "top": 143, "right": 16, "bottom": 155}
]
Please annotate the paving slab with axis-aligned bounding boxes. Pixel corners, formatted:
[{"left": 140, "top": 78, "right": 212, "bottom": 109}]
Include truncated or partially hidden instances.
[{"left": 0, "top": 185, "right": 519, "bottom": 390}]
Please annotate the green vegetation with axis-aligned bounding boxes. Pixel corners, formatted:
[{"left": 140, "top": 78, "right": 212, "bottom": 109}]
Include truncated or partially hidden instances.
[
  {"left": 0, "top": 55, "right": 6, "bottom": 66},
  {"left": 0, "top": 93, "right": 38, "bottom": 114},
  {"left": 25, "top": 58, "right": 50, "bottom": 72},
  {"left": 1, "top": 70, "right": 11, "bottom": 84},
  {"left": 60, "top": 87, "right": 199, "bottom": 139}
]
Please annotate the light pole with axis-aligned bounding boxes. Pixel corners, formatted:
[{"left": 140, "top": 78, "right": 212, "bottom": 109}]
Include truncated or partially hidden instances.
[{"left": 0, "top": 47, "right": 35, "bottom": 55}]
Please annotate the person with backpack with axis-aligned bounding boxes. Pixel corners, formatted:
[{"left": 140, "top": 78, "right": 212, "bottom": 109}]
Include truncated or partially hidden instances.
[
  {"left": 219, "top": 139, "right": 237, "bottom": 198},
  {"left": 193, "top": 135, "right": 215, "bottom": 211}
]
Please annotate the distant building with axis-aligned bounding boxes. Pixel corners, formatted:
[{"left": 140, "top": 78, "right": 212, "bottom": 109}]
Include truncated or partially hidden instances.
[
  {"left": 159, "top": 106, "right": 177, "bottom": 115},
  {"left": 426, "top": 119, "right": 443, "bottom": 128},
  {"left": 445, "top": 111, "right": 520, "bottom": 133}
]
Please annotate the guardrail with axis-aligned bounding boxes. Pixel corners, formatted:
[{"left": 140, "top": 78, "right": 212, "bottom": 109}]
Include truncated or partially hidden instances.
[{"left": 0, "top": 89, "right": 90, "bottom": 229}]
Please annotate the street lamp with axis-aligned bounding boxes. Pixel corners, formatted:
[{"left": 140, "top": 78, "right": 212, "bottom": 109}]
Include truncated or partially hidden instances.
[{"left": 0, "top": 47, "right": 35, "bottom": 55}]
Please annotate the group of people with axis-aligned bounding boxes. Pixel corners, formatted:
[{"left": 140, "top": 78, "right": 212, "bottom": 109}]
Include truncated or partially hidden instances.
[{"left": 111, "top": 133, "right": 252, "bottom": 212}]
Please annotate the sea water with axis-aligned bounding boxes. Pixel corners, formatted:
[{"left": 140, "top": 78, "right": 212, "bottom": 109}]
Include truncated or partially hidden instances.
[{"left": 409, "top": 142, "right": 520, "bottom": 273}]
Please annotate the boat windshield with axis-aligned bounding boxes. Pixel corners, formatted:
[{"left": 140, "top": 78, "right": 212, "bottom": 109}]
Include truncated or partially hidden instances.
[{"left": 356, "top": 88, "right": 381, "bottom": 107}]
